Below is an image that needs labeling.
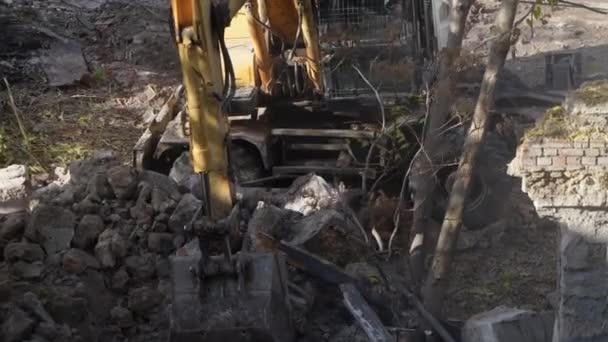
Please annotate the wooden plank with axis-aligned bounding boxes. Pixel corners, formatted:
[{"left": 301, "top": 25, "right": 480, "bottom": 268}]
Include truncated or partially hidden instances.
[
  {"left": 271, "top": 128, "right": 376, "bottom": 139},
  {"left": 288, "top": 143, "right": 349, "bottom": 151},
  {"left": 132, "top": 85, "right": 184, "bottom": 169},
  {"left": 273, "top": 165, "right": 376, "bottom": 178},
  {"left": 340, "top": 283, "right": 395, "bottom": 342}
]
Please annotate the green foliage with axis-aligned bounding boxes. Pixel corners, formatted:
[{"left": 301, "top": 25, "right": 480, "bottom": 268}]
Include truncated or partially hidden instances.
[{"left": 49, "top": 143, "right": 91, "bottom": 166}]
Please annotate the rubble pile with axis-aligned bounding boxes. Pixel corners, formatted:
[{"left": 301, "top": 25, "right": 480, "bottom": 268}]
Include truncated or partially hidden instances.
[{"left": 0, "top": 151, "right": 416, "bottom": 342}]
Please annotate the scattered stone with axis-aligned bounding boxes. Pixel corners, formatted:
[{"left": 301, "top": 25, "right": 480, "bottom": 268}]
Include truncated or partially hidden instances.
[
  {"left": 147, "top": 233, "right": 174, "bottom": 254},
  {"left": 287, "top": 209, "right": 357, "bottom": 266},
  {"left": 155, "top": 256, "right": 170, "bottom": 278},
  {"left": 26, "top": 205, "right": 76, "bottom": 255},
  {"left": 68, "top": 151, "right": 118, "bottom": 187},
  {"left": 457, "top": 220, "right": 508, "bottom": 251},
  {"left": 35, "top": 322, "right": 67, "bottom": 341},
  {"left": 107, "top": 166, "right": 138, "bottom": 200},
  {"left": 72, "top": 198, "right": 100, "bottom": 215},
  {"left": 139, "top": 170, "right": 182, "bottom": 202},
  {"left": 4, "top": 242, "right": 45, "bottom": 262},
  {"left": 128, "top": 286, "right": 163, "bottom": 315},
  {"left": 124, "top": 253, "right": 156, "bottom": 280},
  {"left": 151, "top": 187, "right": 177, "bottom": 214},
  {"left": 283, "top": 173, "right": 337, "bottom": 216},
  {"left": 0, "top": 164, "right": 30, "bottom": 214},
  {"left": 73, "top": 214, "right": 105, "bottom": 249},
  {"left": 86, "top": 172, "right": 115, "bottom": 200},
  {"left": 150, "top": 220, "right": 168, "bottom": 233},
  {"left": 169, "top": 152, "right": 194, "bottom": 192},
  {"left": 51, "top": 187, "right": 75, "bottom": 206},
  {"left": 0, "top": 213, "right": 25, "bottom": 241},
  {"left": 110, "top": 306, "right": 134, "bottom": 328},
  {"left": 22, "top": 292, "right": 55, "bottom": 324},
  {"left": 62, "top": 248, "right": 100, "bottom": 273},
  {"left": 111, "top": 268, "right": 130, "bottom": 292},
  {"left": 11, "top": 261, "right": 43, "bottom": 279},
  {"left": 95, "top": 229, "right": 129, "bottom": 268},
  {"left": 244, "top": 204, "right": 300, "bottom": 252},
  {"left": 1, "top": 306, "right": 35, "bottom": 342},
  {"left": 462, "top": 306, "right": 554, "bottom": 342},
  {"left": 41, "top": 41, "right": 88, "bottom": 87},
  {"left": 168, "top": 193, "right": 201, "bottom": 233}
]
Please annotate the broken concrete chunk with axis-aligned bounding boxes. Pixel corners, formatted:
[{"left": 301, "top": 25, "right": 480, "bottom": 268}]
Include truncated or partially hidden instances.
[
  {"left": 87, "top": 172, "right": 115, "bottom": 200},
  {"left": 4, "top": 242, "right": 45, "bottom": 262},
  {"left": 63, "top": 248, "right": 100, "bottom": 273},
  {"left": 124, "top": 253, "right": 156, "bottom": 280},
  {"left": 244, "top": 204, "right": 300, "bottom": 252},
  {"left": 139, "top": 170, "right": 182, "bottom": 202},
  {"left": 287, "top": 209, "right": 357, "bottom": 266},
  {"left": 110, "top": 306, "right": 135, "bottom": 328},
  {"left": 128, "top": 286, "right": 163, "bottom": 315},
  {"left": 168, "top": 193, "right": 201, "bottom": 233},
  {"left": 148, "top": 232, "right": 174, "bottom": 254},
  {"left": 26, "top": 205, "right": 75, "bottom": 255},
  {"left": 73, "top": 214, "right": 105, "bottom": 249},
  {"left": 0, "top": 213, "right": 25, "bottom": 241},
  {"left": 111, "top": 268, "right": 130, "bottom": 292},
  {"left": 462, "top": 306, "right": 554, "bottom": 342},
  {"left": 22, "top": 292, "right": 55, "bottom": 324},
  {"left": 283, "top": 173, "right": 337, "bottom": 215},
  {"left": 0, "top": 164, "right": 30, "bottom": 214},
  {"left": 10, "top": 261, "right": 43, "bottom": 280},
  {"left": 94, "top": 229, "right": 129, "bottom": 268},
  {"left": 1, "top": 306, "right": 36, "bottom": 342},
  {"left": 107, "top": 165, "right": 138, "bottom": 200},
  {"left": 41, "top": 41, "right": 88, "bottom": 87}
]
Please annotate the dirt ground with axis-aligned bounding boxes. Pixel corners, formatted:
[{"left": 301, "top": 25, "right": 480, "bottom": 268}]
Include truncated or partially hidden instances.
[{"left": 2, "top": 0, "right": 606, "bottom": 326}]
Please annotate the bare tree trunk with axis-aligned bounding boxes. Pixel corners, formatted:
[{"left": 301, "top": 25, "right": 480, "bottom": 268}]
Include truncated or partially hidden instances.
[
  {"left": 408, "top": 0, "right": 473, "bottom": 290},
  {"left": 421, "top": 0, "right": 520, "bottom": 318}
]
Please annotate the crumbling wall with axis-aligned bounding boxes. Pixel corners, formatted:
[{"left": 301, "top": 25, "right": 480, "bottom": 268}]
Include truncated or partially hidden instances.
[{"left": 511, "top": 81, "right": 608, "bottom": 342}]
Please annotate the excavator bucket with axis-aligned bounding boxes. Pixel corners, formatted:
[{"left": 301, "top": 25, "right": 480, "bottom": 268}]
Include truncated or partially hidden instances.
[{"left": 169, "top": 239, "right": 295, "bottom": 342}]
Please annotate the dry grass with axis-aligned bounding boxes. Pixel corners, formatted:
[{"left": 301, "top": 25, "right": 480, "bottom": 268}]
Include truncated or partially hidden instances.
[{"left": 0, "top": 82, "right": 158, "bottom": 173}]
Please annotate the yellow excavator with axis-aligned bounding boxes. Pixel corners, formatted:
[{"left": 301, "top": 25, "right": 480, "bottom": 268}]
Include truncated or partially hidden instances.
[
  {"left": 164, "top": 0, "right": 450, "bottom": 220},
  {"left": 162, "top": 1, "right": 449, "bottom": 340}
]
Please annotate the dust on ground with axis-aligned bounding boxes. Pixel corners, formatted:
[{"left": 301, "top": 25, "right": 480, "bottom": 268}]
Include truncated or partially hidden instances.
[{"left": 1, "top": 0, "right": 180, "bottom": 173}]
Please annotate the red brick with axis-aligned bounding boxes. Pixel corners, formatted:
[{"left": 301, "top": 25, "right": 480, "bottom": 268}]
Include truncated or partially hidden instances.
[
  {"left": 561, "top": 149, "right": 584, "bottom": 156},
  {"left": 543, "top": 148, "right": 558, "bottom": 156},
  {"left": 590, "top": 142, "right": 605, "bottom": 148},
  {"left": 552, "top": 156, "right": 567, "bottom": 168},
  {"left": 566, "top": 156, "right": 581, "bottom": 165},
  {"left": 573, "top": 140, "right": 589, "bottom": 148},
  {"left": 585, "top": 149, "right": 600, "bottom": 157},
  {"left": 597, "top": 157, "right": 608, "bottom": 165},
  {"left": 523, "top": 147, "right": 543, "bottom": 157},
  {"left": 523, "top": 157, "right": 537, "bottom": 167},
  {"left": 582, "top": 157, "right": 597, "bottom": 166},
  {"left": 537, "top": 157, "right": 552, "bottom": 166},
  {"left": 541, "top": 142, "right": 571, "bottom": 148}
]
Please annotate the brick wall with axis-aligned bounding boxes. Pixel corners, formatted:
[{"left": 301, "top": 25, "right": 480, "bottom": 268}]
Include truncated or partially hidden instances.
[{"left": 517, "top": 138, "right": 608, "bottom": 172}]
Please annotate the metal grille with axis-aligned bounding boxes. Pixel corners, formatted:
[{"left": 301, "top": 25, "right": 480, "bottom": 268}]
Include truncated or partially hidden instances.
[
  {"left": 317, "top": 0, "right": 410, "bottom": 47},
  {"left": 316, "top": 0, "right": 417, "bottom": 100}
]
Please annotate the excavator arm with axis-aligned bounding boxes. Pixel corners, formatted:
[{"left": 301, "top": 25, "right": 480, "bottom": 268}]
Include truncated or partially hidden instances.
[
  {"left": 170, "top": 0, "right": 247, "bottom": 220},
  {"left": 170, "top": 0, "right": 322, "bottom": 220}
]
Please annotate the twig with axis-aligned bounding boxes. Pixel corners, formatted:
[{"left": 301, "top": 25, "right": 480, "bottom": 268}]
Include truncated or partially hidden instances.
[
  {"left": 520, "top": 0, "right": 608, "bottom": 14},
  {"left": 352, "top": 65, "right": 386, "bottom": 194},
  {"left": 473, "top": 4, "right": 534, "bottom": 51},
  {"left": 3, "top": 78, "right": 30, "bottom": 149},
  {"left": 387, "top": 147, "right": 421, "bottom": 254}
]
